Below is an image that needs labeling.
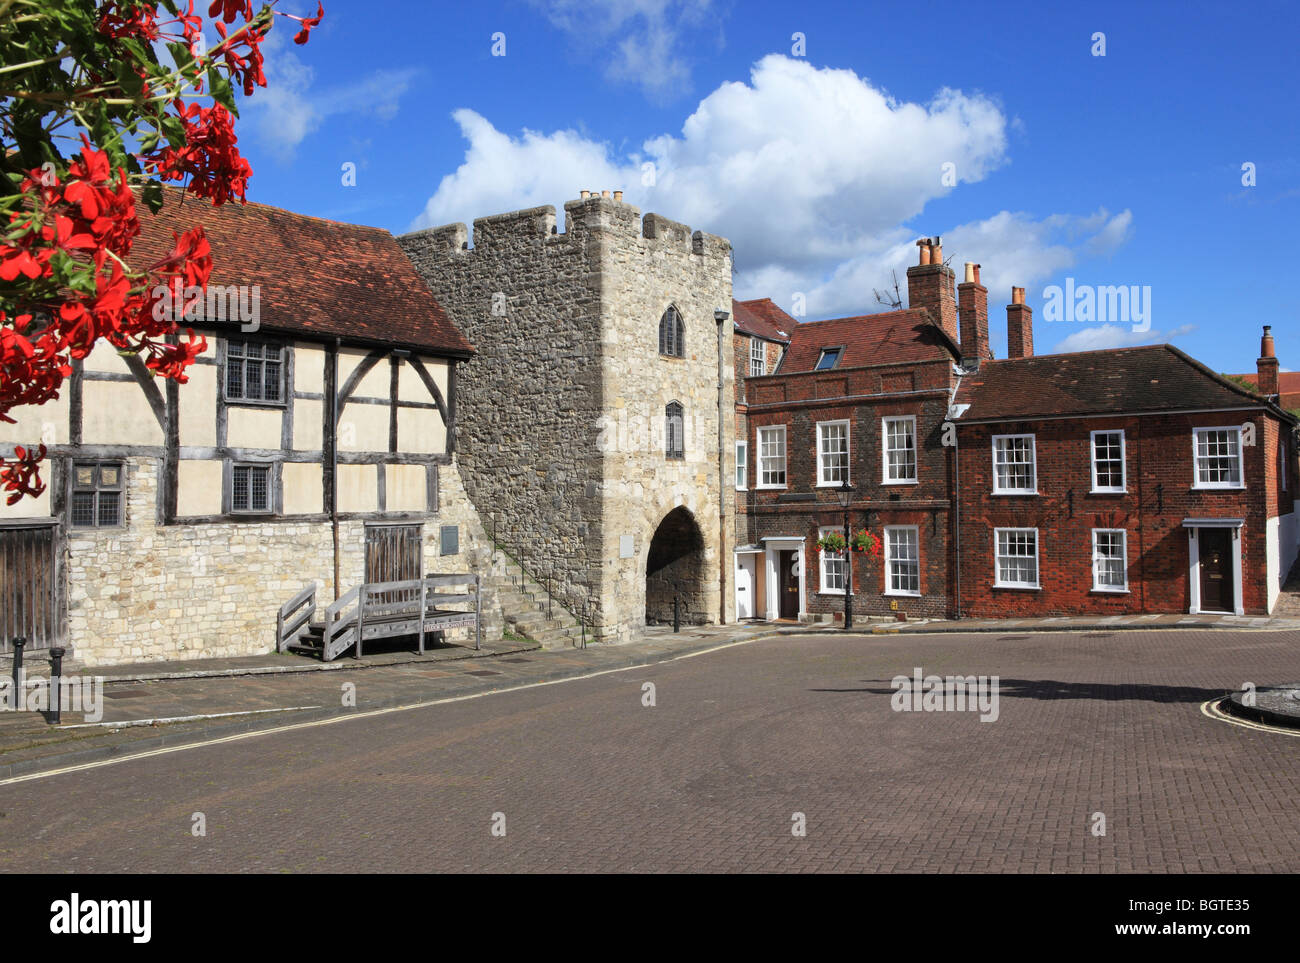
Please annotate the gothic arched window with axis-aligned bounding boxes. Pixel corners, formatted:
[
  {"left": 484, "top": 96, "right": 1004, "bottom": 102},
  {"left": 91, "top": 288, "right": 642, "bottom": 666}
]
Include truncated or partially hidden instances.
[
  {"left": 659, "top": 306, "right": 685, "bottom": 358},
  {"left": 665, "top": 401, "right": 685, "bottom": 459}
]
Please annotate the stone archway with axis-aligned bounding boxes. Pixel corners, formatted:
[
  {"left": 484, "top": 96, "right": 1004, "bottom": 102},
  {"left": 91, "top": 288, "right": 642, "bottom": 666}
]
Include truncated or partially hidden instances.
[{"left": 645, "top": 506, "right": 707, "bottom": 625}]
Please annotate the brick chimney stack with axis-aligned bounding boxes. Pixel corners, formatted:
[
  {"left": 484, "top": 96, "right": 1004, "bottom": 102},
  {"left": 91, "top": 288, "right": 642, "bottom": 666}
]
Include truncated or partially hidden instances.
[
  {"left": 1257, "top": 325, "right": 1280, "bottom": 396},
  {"left": 1006, "top": 286, "right": 1034, "bottom": 359},
  {"left": 907, "top": 237, "right": 958, "bottom": 344},
  {"left": 957, "top": 262, "right": 989, "bottom": 368}
]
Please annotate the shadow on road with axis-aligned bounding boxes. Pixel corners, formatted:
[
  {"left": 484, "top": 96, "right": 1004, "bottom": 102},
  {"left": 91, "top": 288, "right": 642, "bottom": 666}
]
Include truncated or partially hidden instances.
[{"left": 811, "top": 678, "right": 1231, "bottom": 705}]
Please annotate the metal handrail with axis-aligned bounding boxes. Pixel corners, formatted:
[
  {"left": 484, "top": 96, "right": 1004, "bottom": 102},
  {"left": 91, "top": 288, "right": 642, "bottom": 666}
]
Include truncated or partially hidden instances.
[{"left": 488, "top": 514, "right": 594, "bottom": 645}]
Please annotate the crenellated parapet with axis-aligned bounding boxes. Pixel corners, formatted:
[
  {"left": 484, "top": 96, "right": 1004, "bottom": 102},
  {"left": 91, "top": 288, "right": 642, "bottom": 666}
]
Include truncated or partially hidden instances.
[{"left": 401, "top": 194, "right": 730, "bottom": 264}]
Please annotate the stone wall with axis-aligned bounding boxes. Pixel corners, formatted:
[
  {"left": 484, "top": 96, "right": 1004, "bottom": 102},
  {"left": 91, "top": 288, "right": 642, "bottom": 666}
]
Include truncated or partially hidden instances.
[
  {"left": 400, "top": 196, "right": 734, "bottom": 641},
  {"left": 66, "top": 457, "right": 504, "bottom": 666}
]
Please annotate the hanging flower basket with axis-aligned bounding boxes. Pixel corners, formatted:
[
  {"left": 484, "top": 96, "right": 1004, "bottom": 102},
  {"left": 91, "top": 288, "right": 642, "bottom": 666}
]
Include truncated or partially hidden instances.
[
  {"left": 815, "top": 531, "right": 847, "bottom": 553},
  {"left": 851, "top": 528, "right": 882, "bottom": 557}
]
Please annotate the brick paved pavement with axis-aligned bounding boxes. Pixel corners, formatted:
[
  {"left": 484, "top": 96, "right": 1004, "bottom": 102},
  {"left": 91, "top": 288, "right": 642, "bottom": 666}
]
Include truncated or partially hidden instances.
[{"left": 0, "top": 628, "right": 1297, "bottom": 872}]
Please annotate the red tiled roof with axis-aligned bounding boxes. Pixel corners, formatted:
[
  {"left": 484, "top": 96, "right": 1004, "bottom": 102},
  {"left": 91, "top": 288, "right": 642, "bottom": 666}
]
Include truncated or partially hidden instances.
[
  {"left": 733, "top": 298, "right": 794, "bottom": 342},
  {"left": 775, "top": 308, "right": 956, "bottom": 373},
  {"left": 1231, "top": 371, "right": 1300, "bottom": 410},
  {"left": 954, "top": 345, "right": 1284, "bottom": 422},
  {"left": 134, "top": 190, "right": 473, "bottom": 356}
]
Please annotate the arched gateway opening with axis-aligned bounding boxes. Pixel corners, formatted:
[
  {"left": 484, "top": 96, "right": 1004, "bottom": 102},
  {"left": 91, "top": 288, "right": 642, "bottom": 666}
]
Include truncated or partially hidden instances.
[{"left": 645, "top": 506, "right": 708, "bottom": 625}]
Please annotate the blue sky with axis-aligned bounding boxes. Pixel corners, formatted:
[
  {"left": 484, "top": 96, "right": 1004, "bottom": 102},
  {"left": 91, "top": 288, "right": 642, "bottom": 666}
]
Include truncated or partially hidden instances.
[{"left": 231, "top": 0, "right": 1300, "bottom": 374}]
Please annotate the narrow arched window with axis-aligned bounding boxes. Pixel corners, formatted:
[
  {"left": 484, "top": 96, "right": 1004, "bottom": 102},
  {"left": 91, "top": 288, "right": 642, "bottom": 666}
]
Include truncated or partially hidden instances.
[
  {"left": 665, "top": 401, "right": 684, "bottom": 459},
  {"left": 659, "top": 306, "right": 685, "bottom": 357}
]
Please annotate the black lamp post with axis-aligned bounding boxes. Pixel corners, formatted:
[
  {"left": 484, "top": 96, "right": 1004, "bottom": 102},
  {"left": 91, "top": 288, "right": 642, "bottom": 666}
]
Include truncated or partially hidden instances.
[{"left": 836, "top": 477, "right": 855, "bottom": 629}]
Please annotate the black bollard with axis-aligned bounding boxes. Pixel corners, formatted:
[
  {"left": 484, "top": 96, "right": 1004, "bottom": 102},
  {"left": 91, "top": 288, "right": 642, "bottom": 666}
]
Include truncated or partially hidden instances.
[
  {"left": 673, "top": 594, "right": 680, "bottom": 633},
  {"left": 48, "top": 647, "right": 65, "bottom": 724},
  {"left": 10, "top": 637, "right": 25, "bottom": 710}
]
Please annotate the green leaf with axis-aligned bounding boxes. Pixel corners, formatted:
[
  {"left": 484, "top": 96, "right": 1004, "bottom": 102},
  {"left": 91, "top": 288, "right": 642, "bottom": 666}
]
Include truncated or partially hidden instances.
[
  {"left": 207, "top": 68, "right": 237, "bottom": 114},
  {"left": 141, "top": 179, "right": 164, "bottom": 215}
]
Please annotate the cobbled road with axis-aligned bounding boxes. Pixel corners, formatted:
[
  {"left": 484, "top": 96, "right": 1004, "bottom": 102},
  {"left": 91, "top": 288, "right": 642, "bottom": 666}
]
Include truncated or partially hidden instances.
[{"left": 1, "top": 629, "right": 1298, "bottom": 873}]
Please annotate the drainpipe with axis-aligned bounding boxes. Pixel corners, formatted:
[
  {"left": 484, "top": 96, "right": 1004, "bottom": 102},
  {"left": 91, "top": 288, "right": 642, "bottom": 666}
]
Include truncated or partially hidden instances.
[
  {"left": 949, "top": 372, "right": 963, "bottom": 619},
  {"left": 331, "top": 337, "right": 341, "bottom": 601},
  {"left": 715, "top": 308, "right": 730, "bottom": 624},
  {"left": 953, "top": 425, "right": 961, "bottom": 619}
]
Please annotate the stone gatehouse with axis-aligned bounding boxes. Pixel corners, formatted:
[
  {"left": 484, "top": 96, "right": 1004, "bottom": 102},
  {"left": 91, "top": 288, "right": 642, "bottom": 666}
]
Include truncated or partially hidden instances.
[{"left": 400, "top": 192, "right": 735, "bottom": 642}]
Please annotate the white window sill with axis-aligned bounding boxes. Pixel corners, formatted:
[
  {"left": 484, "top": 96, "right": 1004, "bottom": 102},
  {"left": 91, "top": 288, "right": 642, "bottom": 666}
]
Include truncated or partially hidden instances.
[
  {"left": 992, "top": 490, "right": 1039, "bottom": 496},
  {"left": 881, "top": 479, "right": 919, "bottom": 486},
  {"left": 816, "top": 481, "right": 852, "bottom": 488},
  {"left": 755, "top": 484, "right": 787, "bottom": 491},
  {"left": 817, "top": 590, "right": 852, "bottom": 597},
  {"left": 1090, "top": 587, "right": 1130, "bottom": 594},
  {"left": 884, "top": 589, "right": 921, "bottom": 598},
  {"left": 1191, "top": 485, "right": 1246, "bottom": 491},
  {"left": 1089, "top": 488, "right": 1127, "bottom": 495},
  {"left": 735, "top": 487, "right": 748, "bottom": 492},
  {"left": 993, "top": 583, "right": 1041, "bottom": 591}
]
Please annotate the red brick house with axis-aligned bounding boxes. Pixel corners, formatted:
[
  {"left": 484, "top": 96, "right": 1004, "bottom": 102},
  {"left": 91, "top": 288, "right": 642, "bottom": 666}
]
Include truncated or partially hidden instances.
[
  {"left": 732, "top": 298, "right": 792, "bottom": 619},
  {"left": 735, "top": 238, "right": 1299, "bottom": 622},
  {"left": 952, "top": 334, "right": 1298, "bottom": 618}
]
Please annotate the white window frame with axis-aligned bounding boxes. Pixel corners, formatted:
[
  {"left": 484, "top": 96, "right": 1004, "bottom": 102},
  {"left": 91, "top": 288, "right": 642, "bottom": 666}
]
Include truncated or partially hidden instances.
[
  {"left": 992, "top": 433, "right": 1038, "bottom": 494},
  {"left": 1089, "top": 429, "right": 1126, "bottom": 493},
  {"left": 1192, "top": 426, "right": 1245, "bottom": 490},
  {"left": 882, "top": 415, "right": 918, "bottom": 485},
  {"left": 749, "top": 337, "right": 766, "bottom": 377},
  {"left": 735, "top": 441, "right": 748, "bottom": 491},
  {"left": 884, "top": 525, "right": 921, "bottom": 597},
  {"left": 1091, "top": 528, "right": 1129, "bottom": 592},
  {"left": 757, "top": 426, "right": 787, "bottom": 489},
  {"left": 816, "top": 420, "right": 851, "bottom": 487},
  {"left": 994, "top": 527, "right": 1040, "bottom": 589},
  {"left": 818, "top": 526, "right": 848, "bottom": 595}
]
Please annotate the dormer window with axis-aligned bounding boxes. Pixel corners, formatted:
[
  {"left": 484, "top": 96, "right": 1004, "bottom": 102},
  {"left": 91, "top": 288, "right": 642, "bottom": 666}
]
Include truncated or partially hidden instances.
[
  {"left": 815, "top": 347, "right": 842, "bottom": 371},
  {"left": 659, "top": 306, "right": 685, "bottom": 358}
]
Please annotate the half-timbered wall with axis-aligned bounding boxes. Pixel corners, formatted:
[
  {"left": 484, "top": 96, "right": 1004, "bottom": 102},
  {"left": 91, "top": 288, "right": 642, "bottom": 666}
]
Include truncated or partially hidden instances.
[{"left": 0, "top": 333, "right": 503, "bottom": 665}]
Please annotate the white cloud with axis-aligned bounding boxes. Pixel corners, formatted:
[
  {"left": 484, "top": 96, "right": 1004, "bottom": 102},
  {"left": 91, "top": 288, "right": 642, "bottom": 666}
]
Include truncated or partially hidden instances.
[
  {"left": 411, "top": 55, "right": 1133, "bottom": 322},
  {"left": 1052, "top": 323, "right": 1196, "bottom": 354},
  {"left": 535, "top": 0, "right": 717, "bottom": 100},
  {"left": 246, "top": 31, "right": 419, "bottom": 161}
]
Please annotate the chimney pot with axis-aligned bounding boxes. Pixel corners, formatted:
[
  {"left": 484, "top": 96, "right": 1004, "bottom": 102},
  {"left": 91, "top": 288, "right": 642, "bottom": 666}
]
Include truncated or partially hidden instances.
[
  {"left": 613, "top": 190, "right": 623, "bottom": 202},
  {"left": 907, "top": 234, "right": 958, "bottom": 343},
  {"left": 958, "top": 263, "right": 989, "bottom": 367},
  {"left": 1258, "top": 325, "right": 1280, "bottom": 395},
  {"left": 1006, "top": 287, "right": 1034, "bottom": 358},
  {"left": 601, "top": 189, "right": 610, "bottom": 198},
  {"left": 579, "top": 190, "right": 589, "bottom": 199}
]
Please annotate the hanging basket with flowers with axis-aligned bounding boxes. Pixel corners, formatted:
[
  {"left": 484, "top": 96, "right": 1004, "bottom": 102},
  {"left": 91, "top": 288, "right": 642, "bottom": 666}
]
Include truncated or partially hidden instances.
[
  {"left": 814, "top": 531, "right": 848, "bottom": 553},
  {"left": 851, "top": 528, "right": 882, "bottom": 557}
]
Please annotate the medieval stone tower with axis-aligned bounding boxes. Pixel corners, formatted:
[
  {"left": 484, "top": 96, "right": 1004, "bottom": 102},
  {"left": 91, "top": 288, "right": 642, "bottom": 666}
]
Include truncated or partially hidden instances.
[{"left": 399, "top": 193, "right": 735, "bottom": 642}]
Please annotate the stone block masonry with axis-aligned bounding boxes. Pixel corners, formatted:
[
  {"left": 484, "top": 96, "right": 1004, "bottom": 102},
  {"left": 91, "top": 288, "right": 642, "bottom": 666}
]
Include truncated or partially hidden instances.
[
  {"left": 400, "top": 195, "right": 735, "bottom": 642},
  {"left": 66, "top": 458, "right": 505, "bottom": 666}
]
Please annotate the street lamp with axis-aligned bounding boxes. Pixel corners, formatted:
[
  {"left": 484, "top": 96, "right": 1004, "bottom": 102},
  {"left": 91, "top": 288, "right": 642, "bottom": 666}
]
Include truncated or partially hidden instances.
[{"left": 836, "top": 477, "right": 855, "bottom": 629}]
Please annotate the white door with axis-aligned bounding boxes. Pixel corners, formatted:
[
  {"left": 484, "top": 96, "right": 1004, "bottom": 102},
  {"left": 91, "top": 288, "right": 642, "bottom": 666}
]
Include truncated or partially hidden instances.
[{"left": 735, "top": 554, "right": 756, "bottom": 619}]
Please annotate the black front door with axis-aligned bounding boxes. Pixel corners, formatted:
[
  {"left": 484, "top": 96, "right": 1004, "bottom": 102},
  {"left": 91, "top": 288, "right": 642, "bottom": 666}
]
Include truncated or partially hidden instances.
[
  {"left": 778, "top": 551, "right": 800, "bottom": 619},
  {"left": 1198, "top": 528, "right": 1233, "bottom": 613}
]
